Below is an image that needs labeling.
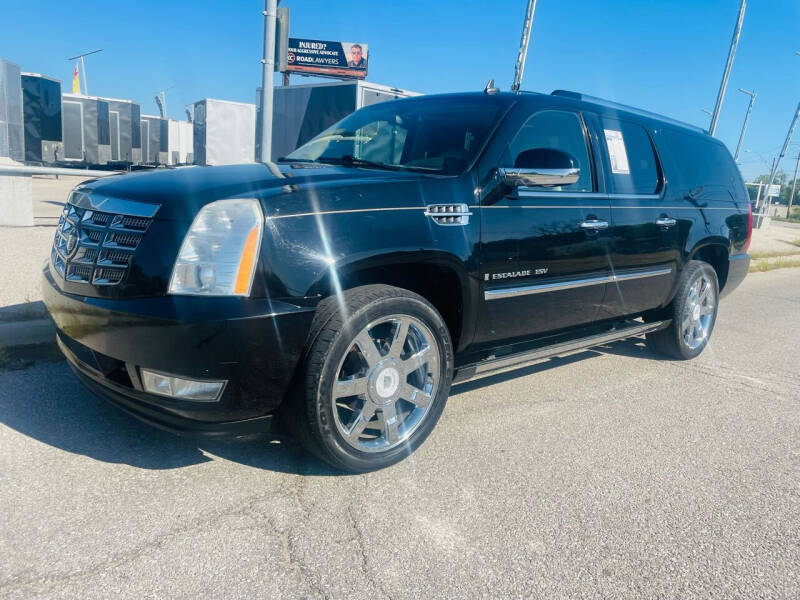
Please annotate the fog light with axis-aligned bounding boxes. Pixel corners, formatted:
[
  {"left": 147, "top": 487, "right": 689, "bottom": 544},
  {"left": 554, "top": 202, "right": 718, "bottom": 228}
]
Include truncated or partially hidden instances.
[{"left": 141, "top": 369, "right": 226, "bottom": 402}]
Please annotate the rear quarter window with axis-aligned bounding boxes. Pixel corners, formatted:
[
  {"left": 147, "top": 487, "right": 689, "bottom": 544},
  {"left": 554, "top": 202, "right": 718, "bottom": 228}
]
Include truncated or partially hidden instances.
[{"left": 658, "top": 128, "right": 741, "bottom": 195}]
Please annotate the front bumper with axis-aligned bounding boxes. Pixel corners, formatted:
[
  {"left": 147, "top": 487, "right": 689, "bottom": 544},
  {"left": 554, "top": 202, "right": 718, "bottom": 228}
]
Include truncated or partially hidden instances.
[{"left": 42, "top": 264, "right": 316, "bottom": 437}]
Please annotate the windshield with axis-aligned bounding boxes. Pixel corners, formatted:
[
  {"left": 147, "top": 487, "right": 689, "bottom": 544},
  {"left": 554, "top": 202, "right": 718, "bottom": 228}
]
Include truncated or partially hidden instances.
[{"left": 283, "top": 96, "right": 506, "bottom": 175}]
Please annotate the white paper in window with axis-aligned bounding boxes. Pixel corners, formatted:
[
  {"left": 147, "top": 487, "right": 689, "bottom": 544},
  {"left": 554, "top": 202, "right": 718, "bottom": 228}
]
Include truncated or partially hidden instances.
[{"left": 604, "top": 129, "right": 630, "bottom": 174}]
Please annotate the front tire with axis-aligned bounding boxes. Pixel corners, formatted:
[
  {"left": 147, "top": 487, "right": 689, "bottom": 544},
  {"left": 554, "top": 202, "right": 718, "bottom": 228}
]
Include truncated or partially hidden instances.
[
  {"left": 291, "top": 285, "right": 453, "bottom": 473},
  {"left": 646, "top": 260, "right": 719, "bottom": 360}
]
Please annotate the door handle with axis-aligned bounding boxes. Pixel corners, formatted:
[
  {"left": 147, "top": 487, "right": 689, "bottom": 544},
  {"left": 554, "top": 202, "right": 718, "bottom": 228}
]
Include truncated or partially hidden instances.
[
  {"left": 655, "top": 216, "right": 677, "bottom": 227},
  {"left": 580, "top": 219, "right": 609, "bottom": 230}
]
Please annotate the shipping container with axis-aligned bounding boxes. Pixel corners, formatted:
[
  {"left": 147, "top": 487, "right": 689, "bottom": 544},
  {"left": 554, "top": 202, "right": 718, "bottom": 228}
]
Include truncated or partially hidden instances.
[
  {"left": 21, "top": 73, "right": 63, "bottom": 163},
  {"left": 131, "top": 102, "right": 142, "bottom": 164},
  {"left": 0, "top": 58, "right": 24, "bottom": 161},
  {"left": 167, "top": 119, "right": 193, "bottom": 164},
  {"left": 96, "top": 97, "right": 141, "bottom": 164},
  {"left": 258, "top": 80, "right": 420, "bottom": 161},
  {"left": 192, "top": 98, "right": 255, "bottom": 166},
  {"left": 61, "top": 93, "right": 111, "bottom": 165},
  {"left": 140, "top": 114, "right": 168, "bottom": 164}
]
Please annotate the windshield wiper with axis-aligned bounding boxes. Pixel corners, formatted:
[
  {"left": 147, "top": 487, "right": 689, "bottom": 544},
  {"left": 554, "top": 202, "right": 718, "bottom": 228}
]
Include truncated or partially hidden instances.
[{"left": 313, "top": 155, "right": 403, "bottom": 171}]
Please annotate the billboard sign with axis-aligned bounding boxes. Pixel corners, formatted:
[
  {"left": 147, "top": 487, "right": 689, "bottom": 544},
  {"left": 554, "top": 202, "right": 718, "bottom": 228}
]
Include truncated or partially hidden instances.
[{"left": 285, "top": 38, "right": 368, "bottom": 79}]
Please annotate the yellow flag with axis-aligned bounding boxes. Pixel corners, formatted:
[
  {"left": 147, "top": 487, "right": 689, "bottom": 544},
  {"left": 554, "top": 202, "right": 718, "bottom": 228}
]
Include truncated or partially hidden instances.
[{"left": 72, "top": 64, "right": 80, "bottom": 94}]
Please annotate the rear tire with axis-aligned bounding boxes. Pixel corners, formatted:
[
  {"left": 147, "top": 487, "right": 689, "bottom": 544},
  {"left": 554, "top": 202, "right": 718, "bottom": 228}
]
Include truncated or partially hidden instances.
[
  {"left": 288, "top": 285, "right": 453, "bottom": 473},
  {"left": 646, "top": 260, "right": 719, "bottom": 360}
]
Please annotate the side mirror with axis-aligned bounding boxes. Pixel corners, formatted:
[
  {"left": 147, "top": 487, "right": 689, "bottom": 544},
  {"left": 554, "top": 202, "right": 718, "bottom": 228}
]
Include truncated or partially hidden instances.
[{"left": 499, "top": 148, "right": 580, "bottom": 188}]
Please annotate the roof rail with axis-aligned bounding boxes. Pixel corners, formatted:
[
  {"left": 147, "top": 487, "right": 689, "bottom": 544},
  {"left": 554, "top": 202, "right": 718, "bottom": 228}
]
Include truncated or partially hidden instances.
[{"left": 551, "top": 89, "right": 706, "bottom": 134}]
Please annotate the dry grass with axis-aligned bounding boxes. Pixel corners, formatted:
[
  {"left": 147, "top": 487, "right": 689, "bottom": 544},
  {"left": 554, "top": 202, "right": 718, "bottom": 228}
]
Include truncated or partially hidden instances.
[
  {"left": 749, "top": 248, "right": 800, "bottom": 259},
  {"left": 749, "top": 255, "right": 800, "bottom": 273}
]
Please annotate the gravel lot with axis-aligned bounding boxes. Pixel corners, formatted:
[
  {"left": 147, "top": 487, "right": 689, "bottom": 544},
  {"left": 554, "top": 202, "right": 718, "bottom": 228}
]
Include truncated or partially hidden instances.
[{"left": 0, "top": 268, "right": 797, "bottom": 599}]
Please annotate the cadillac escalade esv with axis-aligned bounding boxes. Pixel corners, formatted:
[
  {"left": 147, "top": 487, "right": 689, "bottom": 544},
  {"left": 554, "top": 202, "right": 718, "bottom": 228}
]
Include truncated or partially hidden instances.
[{"left": 42, "top": 90, "right": 752, "bottom": 472}]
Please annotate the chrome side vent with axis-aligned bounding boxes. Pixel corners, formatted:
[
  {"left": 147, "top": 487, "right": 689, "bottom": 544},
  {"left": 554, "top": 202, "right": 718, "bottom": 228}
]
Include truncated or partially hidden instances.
[{"left": 425, "top": 203, "right": 472, "bottom": 226}]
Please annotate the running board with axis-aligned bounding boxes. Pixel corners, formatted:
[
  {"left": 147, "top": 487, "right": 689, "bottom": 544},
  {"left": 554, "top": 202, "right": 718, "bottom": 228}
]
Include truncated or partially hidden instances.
[{"left": 454, "top": 319, "right": 671, "bottom": 383}]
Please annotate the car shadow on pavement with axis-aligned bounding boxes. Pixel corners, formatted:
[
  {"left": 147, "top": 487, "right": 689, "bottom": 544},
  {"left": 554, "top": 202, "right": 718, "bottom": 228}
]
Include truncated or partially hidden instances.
[
  {"left": 0, "top": 362, "right": 341, "bottom": 476},
  {"left": 0, "top": 337, "right": 664, "bottom": 476}
]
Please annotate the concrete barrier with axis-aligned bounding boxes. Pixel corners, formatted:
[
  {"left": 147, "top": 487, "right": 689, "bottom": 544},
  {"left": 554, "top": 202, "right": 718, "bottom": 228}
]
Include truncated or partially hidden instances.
[{"left": 0, "top": 159, "right": 34, "bottom": 226}]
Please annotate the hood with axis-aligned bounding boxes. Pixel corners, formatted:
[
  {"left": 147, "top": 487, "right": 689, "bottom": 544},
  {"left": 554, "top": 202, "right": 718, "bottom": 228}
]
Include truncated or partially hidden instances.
[{"left": 79, "top": 162, "right": 426, "bottom": 221}]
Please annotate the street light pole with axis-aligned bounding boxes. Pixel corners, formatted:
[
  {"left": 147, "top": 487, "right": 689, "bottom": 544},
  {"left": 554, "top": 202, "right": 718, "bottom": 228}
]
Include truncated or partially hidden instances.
[
  {"left": 511, "top": 0, "right": 538, "bottom": 93},
  {"left": 709, "top": 0, "right": 746, "bottom": 136},
  {"left": 733, "top": 88, "right": 756, "bottom": 162},
  {"left": 787, "top": 152, "right": 800, "bottom": 219},
  {"left": 67, "top": 48, "right": 104, "bottom": 96},
  {"left": 80, "top": 56, "right": 88, "bottom": 95},
  {"left": 761, "top": 102, "right": 800, "bottom": 225},
  {"left": 259, "top": 0, "right": 278, "bottom": 162}
]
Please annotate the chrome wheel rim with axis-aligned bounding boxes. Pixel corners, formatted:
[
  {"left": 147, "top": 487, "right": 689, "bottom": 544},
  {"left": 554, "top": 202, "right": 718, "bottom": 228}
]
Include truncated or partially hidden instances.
[
  {"left": 681, "top": 275, "right": 715, "bottom": 350},
  {"left": 331, "top": 315, "right": 441, "bottom": 453}
]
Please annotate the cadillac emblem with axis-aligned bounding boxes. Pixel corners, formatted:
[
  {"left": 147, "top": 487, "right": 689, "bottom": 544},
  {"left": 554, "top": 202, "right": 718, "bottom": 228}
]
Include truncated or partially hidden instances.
[{"left": 65, "top": 227, "right": 79, "bottom": 258}]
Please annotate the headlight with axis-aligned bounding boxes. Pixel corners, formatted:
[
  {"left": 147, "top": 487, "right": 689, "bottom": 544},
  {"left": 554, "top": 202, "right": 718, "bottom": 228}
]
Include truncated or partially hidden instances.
[{"left": 168, "top": 198, "right": 263, "bottom": 296}]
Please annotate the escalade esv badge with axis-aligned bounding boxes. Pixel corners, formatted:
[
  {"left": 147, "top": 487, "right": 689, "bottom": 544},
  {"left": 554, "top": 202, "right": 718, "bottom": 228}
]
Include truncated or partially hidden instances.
[
  {"left": 485, "top": 268, "right": 547, "bottom": 281},
  {"left": 41, "top": 88, "right": 752, "bottom": 473}
]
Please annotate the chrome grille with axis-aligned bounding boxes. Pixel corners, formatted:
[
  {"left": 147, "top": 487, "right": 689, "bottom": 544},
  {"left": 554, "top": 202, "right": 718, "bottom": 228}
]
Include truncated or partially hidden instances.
[{"left": 50, "top": 192, "right": 155, "bottom": 287}]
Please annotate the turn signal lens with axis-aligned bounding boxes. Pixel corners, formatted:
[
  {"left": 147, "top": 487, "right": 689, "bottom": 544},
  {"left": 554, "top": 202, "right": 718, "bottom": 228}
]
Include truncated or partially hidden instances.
[
  {"left": 168, "top": 199, "right": 263, "bottom": 296},
  {"left": 234, "top": 225, "right": 261, "bottom": 295}
]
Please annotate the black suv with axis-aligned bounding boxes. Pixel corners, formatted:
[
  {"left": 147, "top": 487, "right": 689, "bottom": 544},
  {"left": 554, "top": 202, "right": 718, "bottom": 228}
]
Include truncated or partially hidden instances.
[{"left": 42, "top": 90, "right": 752, "bottom": 472}]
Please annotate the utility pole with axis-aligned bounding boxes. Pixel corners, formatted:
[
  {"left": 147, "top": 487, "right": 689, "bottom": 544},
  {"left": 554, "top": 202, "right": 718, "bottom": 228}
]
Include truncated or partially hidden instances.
[
  {"left": 787, "top": 152, "right": 800, "bottom": 219},
  {"left": 761, "top": 102, "right": 800, "bottom": 226},
  {"left": 259, "top": 0, "right": 278, "bottom": 162},
  {"left": 67, "top": 48, "right": 104, "bottom": 96},
  {"left": 511, "top": 0, "right": 538, "bottom": 93},
  {"left": 733, "top": 88, "right": 756, "bottom": 162},
  {"left": 709, "top": 0, "right": 746, "bottom": 136}
]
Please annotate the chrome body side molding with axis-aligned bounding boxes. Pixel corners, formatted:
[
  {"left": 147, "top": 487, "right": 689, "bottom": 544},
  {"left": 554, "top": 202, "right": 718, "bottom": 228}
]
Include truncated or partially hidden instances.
[{"left": 484, "top": 266, "right": 673, "bottom": 301}]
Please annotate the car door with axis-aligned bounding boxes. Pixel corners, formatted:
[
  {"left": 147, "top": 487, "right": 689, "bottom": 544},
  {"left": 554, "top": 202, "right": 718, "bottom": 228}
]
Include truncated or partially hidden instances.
[
  {"left": 474, "top": 108, "right": 613, "bottom": 345},
  {"left": 593, "top": 117, "right": 680, "bottom": 319}
]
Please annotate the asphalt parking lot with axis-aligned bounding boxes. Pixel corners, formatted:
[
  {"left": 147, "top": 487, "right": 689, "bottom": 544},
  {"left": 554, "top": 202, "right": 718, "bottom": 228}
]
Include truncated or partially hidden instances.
[{"left": 1, "top": 268, "right": 798, "bottom": 599}]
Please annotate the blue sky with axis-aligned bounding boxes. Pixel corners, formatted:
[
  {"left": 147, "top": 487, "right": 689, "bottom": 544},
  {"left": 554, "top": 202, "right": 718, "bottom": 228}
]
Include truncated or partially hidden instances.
[{"left": 3, "top": 0, "right": 799, "bottom": 180}]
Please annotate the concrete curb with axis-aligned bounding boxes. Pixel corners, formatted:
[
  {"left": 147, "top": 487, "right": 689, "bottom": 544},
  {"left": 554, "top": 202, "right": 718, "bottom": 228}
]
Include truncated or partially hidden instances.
[{"left": 0, "top": 318, "right": 56, "bottom": 349}]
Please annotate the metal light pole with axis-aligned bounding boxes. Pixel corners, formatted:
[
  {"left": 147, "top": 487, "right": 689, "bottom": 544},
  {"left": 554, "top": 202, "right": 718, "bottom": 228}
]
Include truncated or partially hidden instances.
[
  {"left": 733, "top": 88, "right": 756, "bottom": 162},
  {"left": 259, "top": 0, "right": 278, "bottom": 162},
  {"left": 709, "top": 0, "right": 746, "bottom": 136},
  {"left": 762, "top": 102, "right": 800, "bottom": 225},
  {"left": 511, "top": 0, "right": 538, "bottom": 93},
  {"left": 155, "top": 87, "right": 174, "bottom": 119},
  {"left": 761, "top": 102, "right": 800, "bottom": 225},
  {"left": 67, "top": 48, "right": 104, "bottom": 96},
  {"left": 787, "top": 152, "right": 800, "bottom": 219}
]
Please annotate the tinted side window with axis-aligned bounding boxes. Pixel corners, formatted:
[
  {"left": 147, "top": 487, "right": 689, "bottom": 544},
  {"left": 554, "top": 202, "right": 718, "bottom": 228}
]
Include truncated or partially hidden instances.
[
  {"left": 507, "top": 110, "right": 593, "bottom": 192},
  {"left": 660, "top": 128, "right": 737, "bottom": 192},
  {"left": 601, "top": 119, "right": 659, "bottom": 194}
]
